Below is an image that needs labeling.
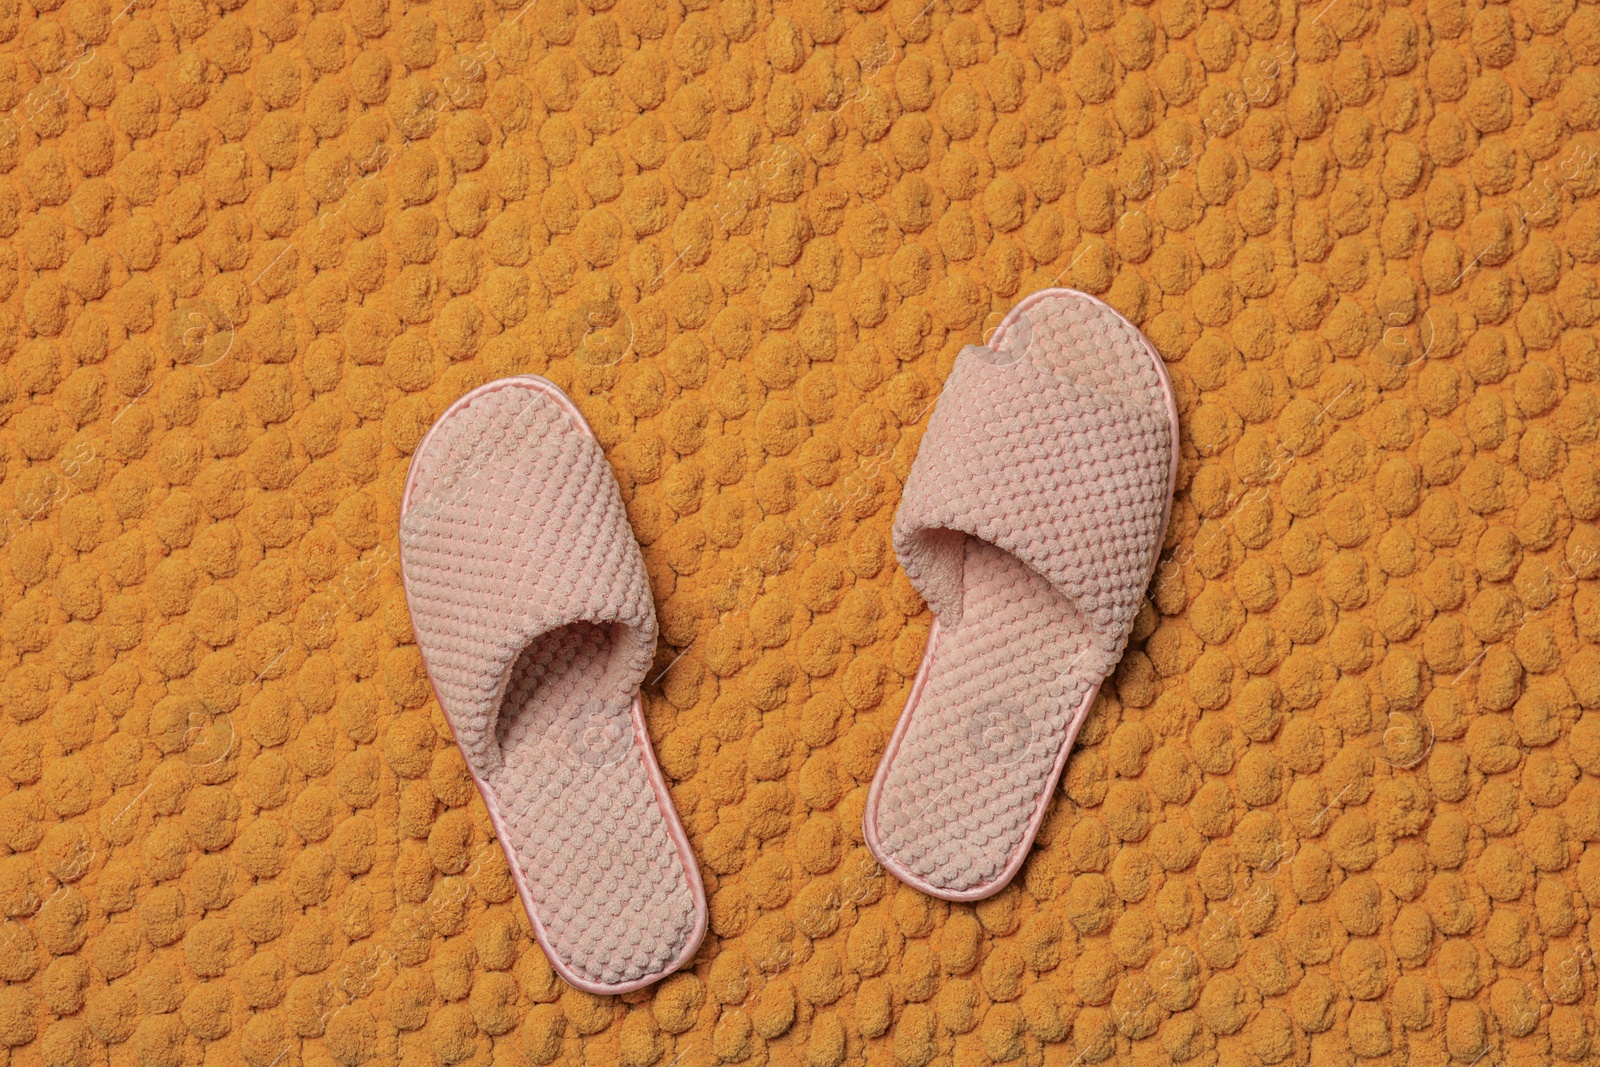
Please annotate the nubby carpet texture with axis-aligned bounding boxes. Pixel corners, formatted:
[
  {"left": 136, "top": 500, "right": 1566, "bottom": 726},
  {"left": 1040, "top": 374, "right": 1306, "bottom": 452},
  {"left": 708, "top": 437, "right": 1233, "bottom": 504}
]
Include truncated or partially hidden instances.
[{"left": 0, "top": 0, "right": 1599, "bottom": 1062}]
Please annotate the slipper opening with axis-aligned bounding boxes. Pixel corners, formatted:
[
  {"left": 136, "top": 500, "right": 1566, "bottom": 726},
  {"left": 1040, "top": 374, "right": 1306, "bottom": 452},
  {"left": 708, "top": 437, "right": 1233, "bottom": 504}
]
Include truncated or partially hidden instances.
[{"left": 493, "top": 619, "right": 655, "bottom": 771}]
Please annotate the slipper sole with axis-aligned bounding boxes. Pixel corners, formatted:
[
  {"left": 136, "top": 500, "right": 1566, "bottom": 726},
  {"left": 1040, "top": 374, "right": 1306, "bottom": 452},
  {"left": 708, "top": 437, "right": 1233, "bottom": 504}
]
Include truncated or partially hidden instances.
[
  {"left": 399, "top": 375, "right": 708, "bottom": 993},
  {"left": 864, "top": 290, "right": 1182, "bottom": 902}
]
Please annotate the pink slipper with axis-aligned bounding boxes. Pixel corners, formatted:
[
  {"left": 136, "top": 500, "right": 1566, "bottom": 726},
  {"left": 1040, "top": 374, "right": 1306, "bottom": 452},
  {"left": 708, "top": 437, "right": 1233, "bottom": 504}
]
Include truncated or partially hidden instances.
[
  {"left": 863, "top": 290, "right": 1180, "bottom": 900},
  {"left": 398, "top": 376, "right": 706, "bottom": 994}
]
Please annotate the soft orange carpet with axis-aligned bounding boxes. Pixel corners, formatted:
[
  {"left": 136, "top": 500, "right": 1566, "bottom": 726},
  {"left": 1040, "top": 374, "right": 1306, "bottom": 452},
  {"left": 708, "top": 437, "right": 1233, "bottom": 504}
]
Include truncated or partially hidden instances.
[{"left": 1, "top": 0, "right": 1597, "bottom": 1065}]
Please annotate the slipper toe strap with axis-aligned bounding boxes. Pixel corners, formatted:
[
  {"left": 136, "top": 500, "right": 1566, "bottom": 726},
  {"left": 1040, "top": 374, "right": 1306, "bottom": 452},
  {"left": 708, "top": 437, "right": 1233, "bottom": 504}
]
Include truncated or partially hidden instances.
[
  {"left": 893, "top": 344, "right": 1171, "bottom": 668},
  {"left": 399, "top": 388, "right": 655, "bottom": 779}
]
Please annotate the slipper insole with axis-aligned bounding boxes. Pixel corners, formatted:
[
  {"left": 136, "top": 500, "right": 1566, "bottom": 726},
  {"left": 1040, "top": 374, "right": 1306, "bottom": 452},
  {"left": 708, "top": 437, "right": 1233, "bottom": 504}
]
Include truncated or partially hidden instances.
[
  {"left": 874, "top": 536, "right": 1102, "bottom": 893},
  {"left": 486, "top": 622, "right": 700, "bottom": 988}
]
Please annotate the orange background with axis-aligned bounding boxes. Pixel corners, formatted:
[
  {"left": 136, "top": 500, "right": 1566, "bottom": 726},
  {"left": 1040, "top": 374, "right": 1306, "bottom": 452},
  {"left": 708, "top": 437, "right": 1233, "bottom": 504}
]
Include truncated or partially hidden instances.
[{"left": 1, "top": 0, "right": 1599, "bottom": 1064}]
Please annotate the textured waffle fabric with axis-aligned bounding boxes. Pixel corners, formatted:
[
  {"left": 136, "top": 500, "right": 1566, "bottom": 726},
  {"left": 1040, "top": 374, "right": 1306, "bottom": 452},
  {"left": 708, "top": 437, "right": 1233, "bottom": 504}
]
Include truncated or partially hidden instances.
[
  {"left": 398, "top": 377, "right": 703, "bottom": 990},
  {"left": 868, "top": 290, "right": 1176, "bottom": 897}
]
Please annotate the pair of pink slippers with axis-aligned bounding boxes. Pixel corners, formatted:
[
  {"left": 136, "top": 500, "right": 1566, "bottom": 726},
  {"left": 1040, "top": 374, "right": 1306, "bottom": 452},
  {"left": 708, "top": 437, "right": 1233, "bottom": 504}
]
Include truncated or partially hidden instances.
[{"left": 397, "top": 290, "right": 1179, "bottom": 993}]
